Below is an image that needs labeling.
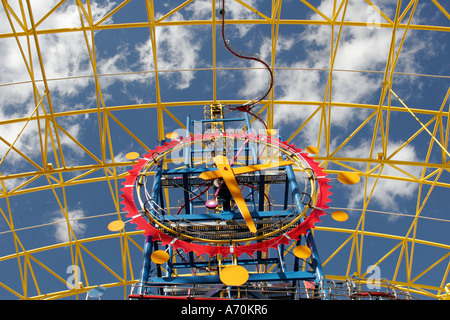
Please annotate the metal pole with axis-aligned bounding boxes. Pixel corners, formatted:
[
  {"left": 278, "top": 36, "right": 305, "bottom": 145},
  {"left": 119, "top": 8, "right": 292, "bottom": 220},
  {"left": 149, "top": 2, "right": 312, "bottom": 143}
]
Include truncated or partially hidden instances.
[
  {"left": 280, "top": 135, "right": 329, "bottom": 299},
  {"left": 139, "top": 143, "right": 164, "bottom": 295},
  {"left": 307, "top": 230, "right": 330, "bottom": 299},
  {"left": 138, "top": 235, "right": 153, "bottom": 295}
]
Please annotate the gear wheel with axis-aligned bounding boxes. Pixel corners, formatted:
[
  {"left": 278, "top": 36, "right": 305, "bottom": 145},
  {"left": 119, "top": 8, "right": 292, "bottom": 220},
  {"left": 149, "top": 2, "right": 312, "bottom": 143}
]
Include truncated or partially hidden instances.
[{"left": 120, "top": 132, "right": 332, "bottom": 257}]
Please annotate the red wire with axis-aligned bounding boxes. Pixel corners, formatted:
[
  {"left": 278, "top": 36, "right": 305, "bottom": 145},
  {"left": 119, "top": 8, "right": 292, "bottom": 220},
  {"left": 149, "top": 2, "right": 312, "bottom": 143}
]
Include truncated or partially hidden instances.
[
  {"left": 175, "top": 185, "right": 211, "bottom": 215},
  {"left": 220, "top": 0, "right": 274, "bottom": 128}
]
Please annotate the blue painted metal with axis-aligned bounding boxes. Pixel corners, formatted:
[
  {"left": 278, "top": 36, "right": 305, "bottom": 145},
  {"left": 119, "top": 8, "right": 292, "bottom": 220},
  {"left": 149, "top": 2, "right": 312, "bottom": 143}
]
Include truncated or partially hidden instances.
[
  {"left": 150, "top": 157, "right": 163, "bottom": 212},
  {"left": 134, "top": 117, "right": 330, "bottom": 300},
  {"left": 307, "top": 230, "right": 330, "bottom": 299},
  {"left": 166, "top": 245, "right": 174, "bottom": 277},
  {"left": 199, "top": 117, "right": 245, "bottom": 123},
  {"left": 163, "top": 165, "right": 291, "bottom": 175},
  {"left": 148, "top": 270, "right": 317, "bottom": 285},
  {"left": 138, "top": 235, "right": 153, "bottom": 295},
  {"left": 244, "top": 112, "right": 252, "bottom": 131},
  {"left": 163, "top": 167, "right": 218, "bottom": 175},
  {"left": 277, "top": 244, "right": 286, "bottom": 272},
  {"left": 282, "top": 152, "right": 304, "bottom": 215},
  {"left": 139, "top": 142, "right": 165, "bottom": 294},
  {"left": 185, "top": 115, "right": 192, "bottom": 168},
  {"left": 159, "top": 209, "right": 294, "bottom": 222},
  {"left": 171, "top": 258, "right": 280, "bottom": 269},
  {"left": 280, "top": 136, "right": 329, "bottom": 298}
]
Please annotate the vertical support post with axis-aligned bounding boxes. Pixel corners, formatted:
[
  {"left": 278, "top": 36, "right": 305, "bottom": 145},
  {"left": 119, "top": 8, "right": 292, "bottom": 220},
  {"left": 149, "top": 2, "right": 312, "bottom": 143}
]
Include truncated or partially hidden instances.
[
  {"left": 185, "top": 115, "right": 192, "bottom": 168},
  {"left": 139, "top": 143, "right": 164, "bottom": 295},
  {"left": 280, "top": 136, "right": 328, "bottom": 299},
  {"left": 307, "top": 230, "right": 330, "bottom": 299},
  {"left": 166, "top": 245, "right": 174, "bottom": 277},
  {"left": 244, "top": 112, "right": 258, "bottom": 164},
  {"left": 138, "top": 235, "right": 153, "bottom": 295},
  {"left": 283, "top": 179, "right": 289, "bottom": 210},
  {"left": 183, "top": 173, "right": 191, "bottom": 215},
  {"left": 151, "top": 157, "right": 163, "bottom": 214},
  {"left": 184, "top": 115, "right": 194, "bottom": 214},
  {"left": 244, "top": 112, "right": 252, "bottom": 133},
  {"left": 291, "top": 238, "right": 301, "bottom": 300},
  {"left": 258, "top": 172, "right": 265, "bottom": 211},
  {"left": 277, "top": 244, "right": 286, "bottom": 272},
  {"left": 282, "top": 153, "right": 304, "bottom": 216}
]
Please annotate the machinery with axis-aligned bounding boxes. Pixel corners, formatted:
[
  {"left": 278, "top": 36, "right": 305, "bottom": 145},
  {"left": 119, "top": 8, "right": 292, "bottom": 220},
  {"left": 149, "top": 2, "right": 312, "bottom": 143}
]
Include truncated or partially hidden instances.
[
  {"left": 121, "top": 102, "right": 334, "bottom": 299},
  {"left": 1, "top": 0, "right": 448, "bottom": 300}
]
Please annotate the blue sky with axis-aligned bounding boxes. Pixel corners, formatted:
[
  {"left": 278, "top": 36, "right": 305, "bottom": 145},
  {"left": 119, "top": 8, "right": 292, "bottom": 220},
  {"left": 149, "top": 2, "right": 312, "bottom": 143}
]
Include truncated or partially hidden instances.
[{"left": 0, "top": 0, "right": 449, "bottom": 300}]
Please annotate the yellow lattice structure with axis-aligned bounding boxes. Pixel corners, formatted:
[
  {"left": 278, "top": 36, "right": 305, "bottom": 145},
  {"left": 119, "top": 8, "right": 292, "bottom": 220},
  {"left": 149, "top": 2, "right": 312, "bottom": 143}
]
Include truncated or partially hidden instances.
[{"left": 0, "top": 0, "right": 449, "bottom": 300}]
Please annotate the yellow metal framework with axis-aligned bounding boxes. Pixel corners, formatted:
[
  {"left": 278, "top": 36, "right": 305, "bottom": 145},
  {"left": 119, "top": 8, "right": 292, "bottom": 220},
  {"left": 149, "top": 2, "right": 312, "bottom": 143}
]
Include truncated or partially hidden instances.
[{"left": 0, "top": 0, "right": 449, "bottom": 300}]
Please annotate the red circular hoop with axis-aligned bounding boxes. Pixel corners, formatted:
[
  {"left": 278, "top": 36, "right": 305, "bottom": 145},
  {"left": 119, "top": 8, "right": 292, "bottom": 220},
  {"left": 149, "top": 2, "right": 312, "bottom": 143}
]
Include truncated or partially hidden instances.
[{"left": 120, "top": 133, "right": 331, "bottom": 257}]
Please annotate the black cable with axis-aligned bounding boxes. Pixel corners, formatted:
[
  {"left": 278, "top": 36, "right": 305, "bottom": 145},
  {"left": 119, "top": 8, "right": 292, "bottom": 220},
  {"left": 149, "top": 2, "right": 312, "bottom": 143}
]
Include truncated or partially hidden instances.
[{"left": 220, "top": 0, "right": 274, "bottom": 129}]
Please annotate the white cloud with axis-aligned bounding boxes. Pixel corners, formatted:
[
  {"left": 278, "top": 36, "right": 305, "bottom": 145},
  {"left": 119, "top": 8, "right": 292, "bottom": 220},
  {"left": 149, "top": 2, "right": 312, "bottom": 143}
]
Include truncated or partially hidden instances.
[
  {"left": 273, "top": 30, "right": 390, "bottom": 130},
  {"left": 96, "top": 44, "right": 145, "bottom": 89},
  {"left": 0, "top": 106, "right": 89, "bottom": 174},
  {"left": 0, "top": 1, "right": 114, "bottom": 103},
  {"left": 238, "top": 35, "right": 297, "bottom": 100},
  {"left": 227, "top": 0, "right": 429, "bottom": 210},
  {"left": 0, "top": 0, "right": 433, "bottom": 210},
  {"left": 341, "top": 139, "right": 421, "bottom": 212},
  {"left": 184, "top": 0, "right": 212, "bottom": 20},
  {"left": 135, "top": 11, "right": 202, "bottom": 90},
  {"left": 239, "top": 0, "right": 431, "bottom": 148},
  {"left": 50, "top": 208, "right": 87, "bottom": 243},
  {"left": 0, "top": 1, "right": 114, "bottom": 172}
]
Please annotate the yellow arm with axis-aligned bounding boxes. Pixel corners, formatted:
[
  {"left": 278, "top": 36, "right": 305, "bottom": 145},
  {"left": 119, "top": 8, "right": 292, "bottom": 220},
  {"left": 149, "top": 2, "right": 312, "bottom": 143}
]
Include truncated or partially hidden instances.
[{"left": 212, "top": 155, "right": 257, "bottom": 233}]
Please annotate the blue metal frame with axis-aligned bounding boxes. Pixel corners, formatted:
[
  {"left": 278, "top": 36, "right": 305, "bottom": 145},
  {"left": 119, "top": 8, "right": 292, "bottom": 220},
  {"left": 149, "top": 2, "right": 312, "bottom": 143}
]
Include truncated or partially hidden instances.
[
  {"left": 280, "top": 136, "right": 329, "bottom": 298},
  {"left": 148, "top": 271, "right": 317, "bottom": 285},
  {"left": 134, "top": 115, "right": 329, "bottom": 299},
  {"left": 138, "top": 236, "right": 152, "bottom": 295}
]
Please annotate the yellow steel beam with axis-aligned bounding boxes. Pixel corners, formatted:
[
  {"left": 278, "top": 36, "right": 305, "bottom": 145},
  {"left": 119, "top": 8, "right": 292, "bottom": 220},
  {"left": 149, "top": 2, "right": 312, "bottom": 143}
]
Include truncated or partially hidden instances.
[
  {"left": 1, "top": 99, "right": 448, "bottom": 129},
  {"left": 145, "top": 0, "right": 165, "bottom": 141},
  {"left": 266, "top": 0, "right": 282, "bottom": 130},
  {"left": 391, "top": 88, "right": 450, "bottom": 159},
  {"left": 0, "top": 224, "right": 447, "bottom": 299},
  {"left": 212, "top": 0, "right": 217, "bottom": 103},
  {"left": 156, "top": 0, "right": 195, "bottom": 24},
  {"left": 299, "top": 0, "right": 332, "bottom": 23},
  {"left": 2, "top": 0, "right": 27, "bottom": 32},
  {"left": 30, "top": 279, "right": 139, "bottom": 300},
  {"left": 0, "top": 155, "right": 448, "bottom": 198},
  {"left": 94, "top": 0, "right": 133, "bottom": 27},
  {"left": 76, "top": 0, "right": 107, "bottom": 165},
  {"left": 1, "top": 19, "right": 450, "bottom": 40},
  {"left": 326, "top": 274, "right": 444, "bottom": 299},
  {"left": 318, "top": 0, "right": 349, "bottom": 156},
  {"left": 1, "top": 0, "right": 449, "bottom": 300},
  {"left": 235, "top": 0, "right": 271, "bottom": 21},
  {"left": 407, "top": 88, "right": 450, "bottom": 281},
  {"left": 364, "top": 0, "right": 394, "bottom": 25},
  {"left": 431, "top": 0, "right": 450, "bottom": 21},
  {"left": 26, "top": 0, "right": 67, "bottom": 170},
  {"left": 0, "top": 136, "right": 44, "bottom": 172},
  {"left": 34, "top": 0, "right": 67, "bottom": 29}
]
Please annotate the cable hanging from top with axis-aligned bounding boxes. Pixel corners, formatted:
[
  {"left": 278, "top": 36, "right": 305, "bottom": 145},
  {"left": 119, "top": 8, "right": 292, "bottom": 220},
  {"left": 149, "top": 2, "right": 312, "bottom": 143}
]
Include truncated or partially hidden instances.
[{"left": 220, "top": 0, "right": 274, "bottom": 129}]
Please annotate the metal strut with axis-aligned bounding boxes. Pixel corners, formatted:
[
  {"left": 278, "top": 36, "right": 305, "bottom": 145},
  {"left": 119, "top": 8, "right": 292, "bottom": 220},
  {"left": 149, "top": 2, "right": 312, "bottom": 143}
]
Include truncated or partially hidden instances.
[{"left": 220, "top": 0, "right": 274, "bottom": 128}]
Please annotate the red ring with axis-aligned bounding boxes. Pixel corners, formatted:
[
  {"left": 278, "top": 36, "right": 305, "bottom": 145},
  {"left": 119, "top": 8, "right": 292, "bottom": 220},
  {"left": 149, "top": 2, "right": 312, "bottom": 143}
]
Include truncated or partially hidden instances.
[{"left": 120, "top": 133, "right": 331, "bottom": 257}]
